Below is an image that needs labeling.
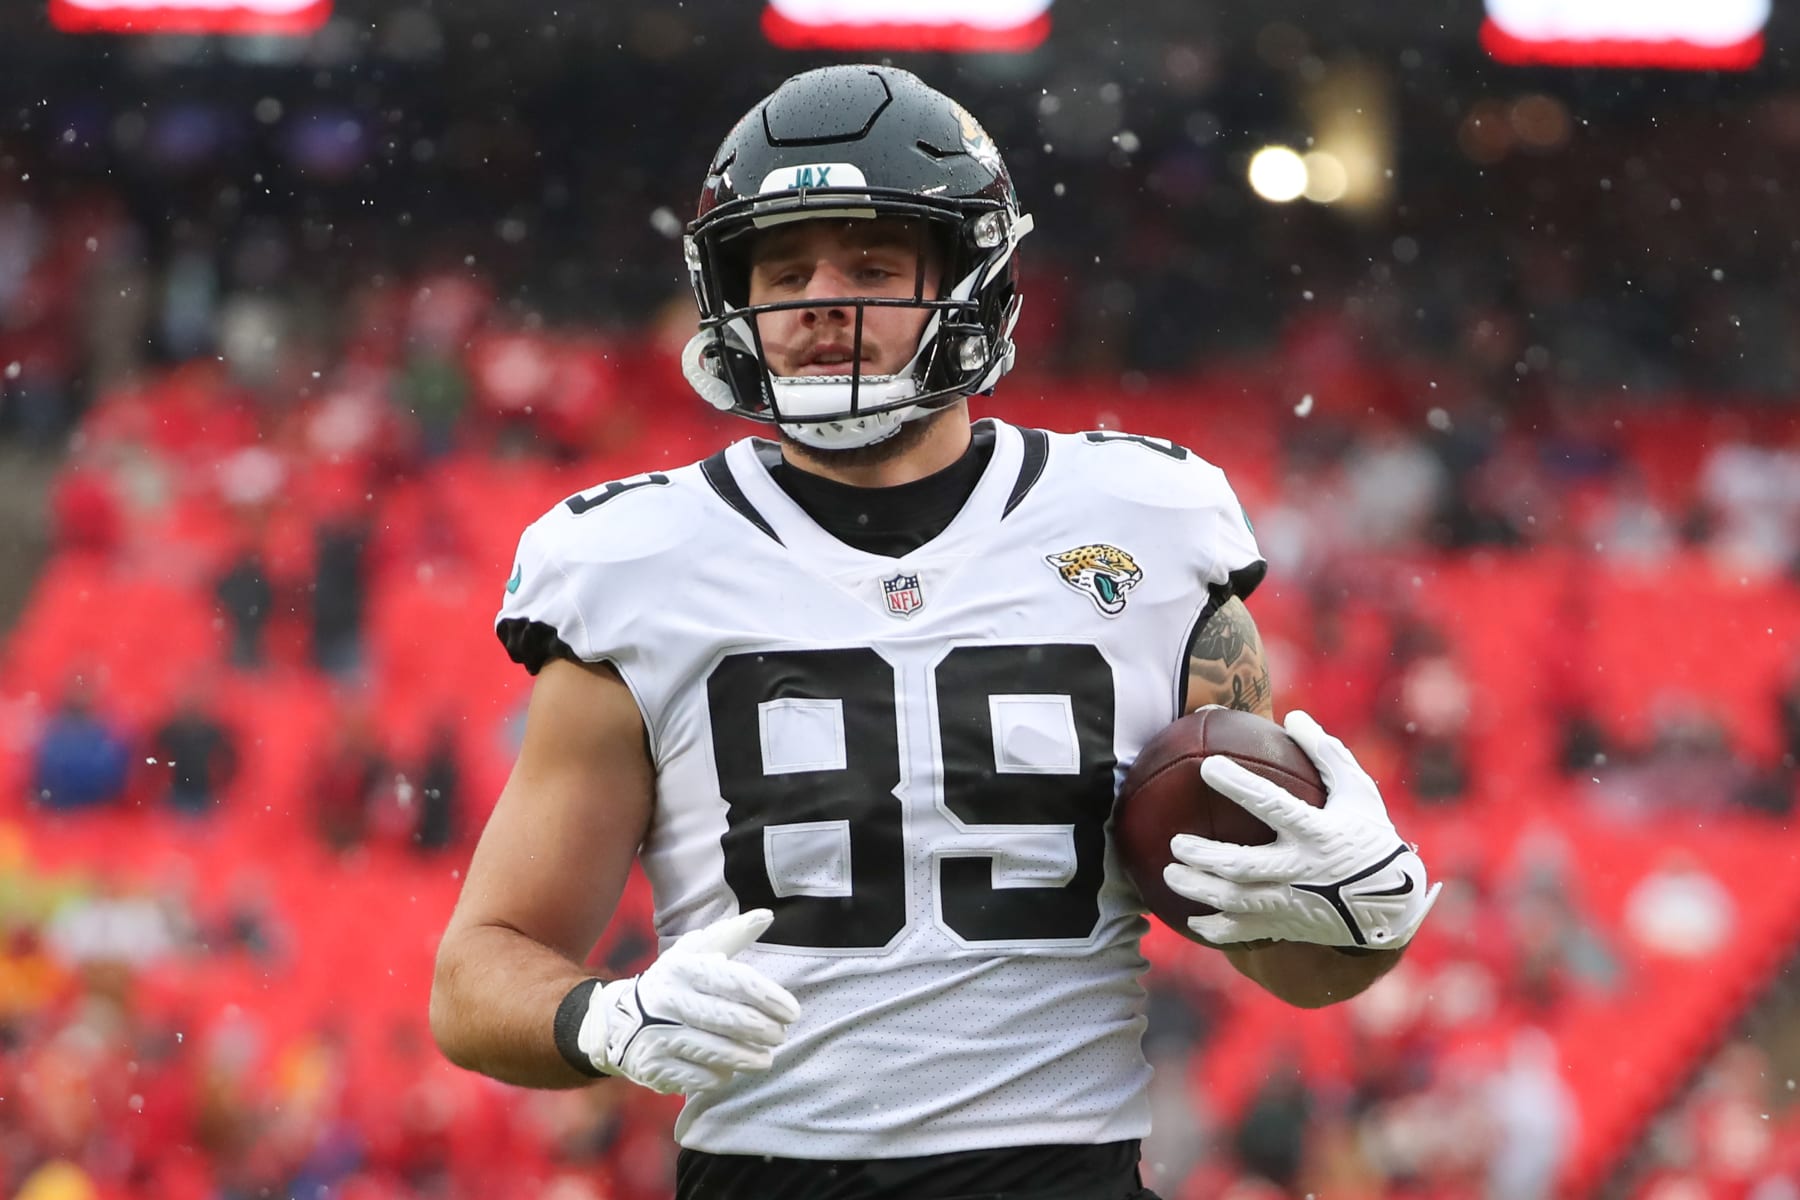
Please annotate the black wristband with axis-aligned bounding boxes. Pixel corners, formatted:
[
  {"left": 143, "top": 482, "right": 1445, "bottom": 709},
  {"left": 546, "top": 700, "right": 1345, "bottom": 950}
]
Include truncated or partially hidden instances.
[{"left": 553, "top": 978, "right": 606, "bottom": 1078}]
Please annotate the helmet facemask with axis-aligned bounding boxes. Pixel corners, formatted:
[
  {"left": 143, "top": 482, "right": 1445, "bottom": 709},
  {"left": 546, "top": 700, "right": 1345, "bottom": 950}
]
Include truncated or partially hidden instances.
[{"left": 683, "top": 190, "right": 1033, "bottom": 450}]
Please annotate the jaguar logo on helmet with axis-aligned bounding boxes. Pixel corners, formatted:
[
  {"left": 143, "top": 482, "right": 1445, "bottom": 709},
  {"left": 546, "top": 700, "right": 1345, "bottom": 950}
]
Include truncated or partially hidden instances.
[
  {"left": 951, "top": 102, "right": 1003, "bottom": 173},
  {"left": 680, "top": 65, "right": 1033, "bottom": 453}
]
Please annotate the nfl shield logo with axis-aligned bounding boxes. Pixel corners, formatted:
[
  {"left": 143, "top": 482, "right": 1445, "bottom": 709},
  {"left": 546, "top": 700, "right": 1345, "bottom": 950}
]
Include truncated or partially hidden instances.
[{"left": 882, "top": 572, "right": 925, "bottom": 618}]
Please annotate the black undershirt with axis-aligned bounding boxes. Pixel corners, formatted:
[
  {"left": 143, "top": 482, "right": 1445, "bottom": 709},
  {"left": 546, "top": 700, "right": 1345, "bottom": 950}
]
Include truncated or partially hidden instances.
[{"left": 767, "top": 422, "right": 997, "bottom": 557}]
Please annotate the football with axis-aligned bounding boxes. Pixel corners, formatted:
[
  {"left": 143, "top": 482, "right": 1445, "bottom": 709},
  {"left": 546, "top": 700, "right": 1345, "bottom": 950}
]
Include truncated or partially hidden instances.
[{"left": 1115, "top": 707, "right": 1328, "bottom": 943}]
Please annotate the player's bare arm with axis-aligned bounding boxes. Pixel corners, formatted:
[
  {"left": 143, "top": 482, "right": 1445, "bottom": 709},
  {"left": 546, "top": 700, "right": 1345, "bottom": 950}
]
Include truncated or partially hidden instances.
[
  {"left": 430, "top": 657, "right": 654, "bottom": 1087},
  {"left": 1183, "top": 596, "right": 1273, "bottom": 719},
  {"left": 1180, "top": 596, "right": 1417, "bottom": 1008}
]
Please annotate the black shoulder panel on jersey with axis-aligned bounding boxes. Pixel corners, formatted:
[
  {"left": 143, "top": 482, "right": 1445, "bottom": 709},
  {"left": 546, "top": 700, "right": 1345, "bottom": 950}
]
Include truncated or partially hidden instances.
[
  {"left": 699, "top": 450, "right": 783, "bottom": 544},
  {"left": 1224, "top": 558, "right": 1267, "bottom": 605},
  {"left": 496, "top": 617, "right": 580, "bottom": 676},
  {"left": 1001, "top": 426, "right": 1050, "bottom": 518}
]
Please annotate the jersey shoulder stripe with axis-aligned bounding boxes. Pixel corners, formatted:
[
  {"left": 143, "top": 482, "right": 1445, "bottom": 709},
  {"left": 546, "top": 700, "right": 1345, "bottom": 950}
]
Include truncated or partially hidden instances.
[
  {"left": 699, "top": 450, "right": 783, "bottom": 544},
  {"left": 1000, "top": 425, "right": 1051, "bottom": 518}
]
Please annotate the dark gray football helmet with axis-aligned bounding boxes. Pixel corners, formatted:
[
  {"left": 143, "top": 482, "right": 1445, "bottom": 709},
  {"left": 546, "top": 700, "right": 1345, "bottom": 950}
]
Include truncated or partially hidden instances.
[{"left": 683, "top": 65, "right": 1033, "bottom": 449}]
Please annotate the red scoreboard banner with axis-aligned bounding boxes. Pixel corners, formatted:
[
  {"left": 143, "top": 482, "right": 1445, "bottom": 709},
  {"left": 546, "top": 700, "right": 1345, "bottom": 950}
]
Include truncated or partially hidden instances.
[
  {"left": 50, "top": 0, "right": 331, "bottom": 35},
  {"left": 1482, "top": 0, "right": 1768, "bottom": 69},
  {"left": 763, "top": 0, "right": 1052, "bottom": 52}
]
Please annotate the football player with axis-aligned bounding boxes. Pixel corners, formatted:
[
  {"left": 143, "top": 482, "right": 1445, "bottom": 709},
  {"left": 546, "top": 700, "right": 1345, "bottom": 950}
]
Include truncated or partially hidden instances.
[{"left": 430, "top": 65, "right": 1440, "bottom": 1200}]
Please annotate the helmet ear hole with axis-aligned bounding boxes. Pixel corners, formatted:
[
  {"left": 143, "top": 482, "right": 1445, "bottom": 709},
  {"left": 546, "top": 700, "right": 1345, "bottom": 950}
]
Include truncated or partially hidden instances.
[{"left": 956, "top": 335, "right": 989, "bottom": 372}]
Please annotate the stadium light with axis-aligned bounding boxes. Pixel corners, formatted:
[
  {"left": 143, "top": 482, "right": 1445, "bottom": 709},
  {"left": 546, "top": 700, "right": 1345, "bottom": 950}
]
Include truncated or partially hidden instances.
[
  {"left": 1247, "top": 146, "right": 1308, "bottom": 204},
  {"left": 50, "top": 0, "right": 331, "bottom": 35},
  {"left": 762, "top": 0, "right": 1053, "bottom": 51},
  {"left": 1301, "top": 151, "right": 1349, "bottom": 204}
]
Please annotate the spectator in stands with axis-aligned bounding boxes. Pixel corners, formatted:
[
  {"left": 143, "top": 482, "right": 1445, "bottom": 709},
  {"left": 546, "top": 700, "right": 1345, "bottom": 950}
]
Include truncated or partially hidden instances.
[
  {"left": 1582, "top": 467, "right": 1677, "bottom": 566},
  {"left": 1484, "top": 1028, "right": 1577, "bottom": 1200},
  {"left": 1624, "top": 852, "right": 1737, "bottom": 959},
  {"left": 311, "top": 520, "right": 370, "bottom": 677},
  {"left": 47, "top": 458, "right": 124, "bottom": 559},
  {"left": 1232, "top": 1058, "right": 1312, "bottom": 1194},
  {"left": 1740, "top": 664, "right": 1800, "bottom": 815},
  {"left": 150, "top": 687, "right": 239, "bottom": 815},
  {"left": 30, "top": 679, "right": 131, "bottom": 811},
  {"left": 1733, "top": 762, "right": 1796, "bottom": 817},
  {"left": 1555, "top": 705, "right": 1613, "bottom": 777},
  {"left": 397, "top": 348, "right": 471, "bottom": 460},
  {"left": 11, "top": 1160, "right": 102, "bottom": 1200},
  {"left": 1698, "top": 438, "right": 1800, "bottom": 577},
  {"left": 311, "top": 703, "right": 393, "bottom": 851},
  {"left": 1592, "top": 706, "right": 1751, "bottom": 818},
  {"left": 1341, "top": 422, "right": 1450, "bottom": 551},
  {"left": 1779, "top": 660, "right": 1800, "bottom": 768},
  {"left": 1394, "top": 633, "right": 1474, "bottom": 804},
  {"left": 43, "top": 878, "right": 190, "bottom": 973},
  {"left": 212, "top": 870, "right": 287, "bottom": 962},
  {"left": 1369, "top": 617, "right": 1473, "bottom": 804},
  {"left": 1640, "top": 1042, "right": 1792, "bottom": 1197},
  {"left": 156, "top": 225, "right": 217, "bottom": 358},
  {"left": 412, "top": 720, "right": 461, "bottom": 852},
  {"left": 395, "top": 269, "right": 485, "bottom": 458},
  {"left": 215, "top": 546, "right": 274, "bottom": 670},
  {"left": 1505, "top": 827, "right": 1623, "bottom": 1008}
]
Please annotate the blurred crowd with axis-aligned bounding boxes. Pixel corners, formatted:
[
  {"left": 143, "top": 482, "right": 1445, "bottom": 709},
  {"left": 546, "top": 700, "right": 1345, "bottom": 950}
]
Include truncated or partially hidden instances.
[
  {"left": 3, "top": 36, "right": 1800, "bottom": 1200},
  {"left": 1, "top": 189, "right": 1796, "bottom": 1194},
  {"left": 6, "top": 159, "right": 1798, "bottom": 827},
  {"left": 7, "top": 27, "right": 1800, "bottom": 435}
]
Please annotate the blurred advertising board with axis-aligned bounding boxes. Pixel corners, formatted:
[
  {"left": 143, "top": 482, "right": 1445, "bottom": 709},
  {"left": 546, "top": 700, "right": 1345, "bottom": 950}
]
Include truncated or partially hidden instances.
[
  {"left": 50, "top": 0, "right": 330, "bottom": 35},
  {"left": 1483, "top": 0, "right": 1767, "bottom": 68},
  {"left": 763, "top": 0, "right": 1052, "bottom": 51}
]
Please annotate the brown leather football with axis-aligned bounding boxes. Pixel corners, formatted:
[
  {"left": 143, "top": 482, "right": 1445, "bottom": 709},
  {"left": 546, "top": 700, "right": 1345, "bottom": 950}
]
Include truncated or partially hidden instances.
[{"left": 1115, "top": 707, "right": 1327, "bottom": 943}]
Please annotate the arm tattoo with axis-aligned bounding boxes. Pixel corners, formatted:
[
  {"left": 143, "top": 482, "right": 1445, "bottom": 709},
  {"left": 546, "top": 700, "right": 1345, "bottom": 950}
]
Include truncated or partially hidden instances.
[{"left": 1185, "top": 596, "right": 1274, "bottom": 719}]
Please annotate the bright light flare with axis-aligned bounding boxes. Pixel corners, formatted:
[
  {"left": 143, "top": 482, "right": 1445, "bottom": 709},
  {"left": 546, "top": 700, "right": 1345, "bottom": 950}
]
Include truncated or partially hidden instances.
[
  {"left": 1247, "top": 146, "right": 1308, "bottom": 204},
  {"left": 1301, "top": 151, "right": 1349, "bottom": 203}
]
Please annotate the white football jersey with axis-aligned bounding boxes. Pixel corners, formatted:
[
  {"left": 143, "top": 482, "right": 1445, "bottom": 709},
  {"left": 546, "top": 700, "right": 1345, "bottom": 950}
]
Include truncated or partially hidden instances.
[{"left": 496, "top": 418, "right": 1263, "bottom": 1159}]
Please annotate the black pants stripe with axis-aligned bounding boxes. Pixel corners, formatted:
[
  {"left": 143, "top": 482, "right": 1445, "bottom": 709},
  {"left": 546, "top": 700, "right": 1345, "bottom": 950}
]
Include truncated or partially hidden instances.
[{"left": 675, "top": 1139, "right": 1161, "bottom": 1200}]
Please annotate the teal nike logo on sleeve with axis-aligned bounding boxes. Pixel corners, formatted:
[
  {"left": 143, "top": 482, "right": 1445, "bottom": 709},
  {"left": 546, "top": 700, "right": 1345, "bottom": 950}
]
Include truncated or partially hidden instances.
[{"left": 506, "top": 563, "right": 522, "bottom": 594}]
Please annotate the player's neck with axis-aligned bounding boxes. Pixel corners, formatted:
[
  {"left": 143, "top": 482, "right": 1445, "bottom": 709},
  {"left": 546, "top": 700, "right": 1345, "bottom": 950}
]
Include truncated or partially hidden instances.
[{"left": 780, "top": 408, "right": 974, "bottom": 489}]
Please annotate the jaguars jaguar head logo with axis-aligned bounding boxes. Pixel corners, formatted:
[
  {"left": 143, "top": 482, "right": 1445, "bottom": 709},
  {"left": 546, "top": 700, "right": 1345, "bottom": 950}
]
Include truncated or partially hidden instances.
[{"left": 1045, "top": 544, "right": 1144, "bottom": 616}]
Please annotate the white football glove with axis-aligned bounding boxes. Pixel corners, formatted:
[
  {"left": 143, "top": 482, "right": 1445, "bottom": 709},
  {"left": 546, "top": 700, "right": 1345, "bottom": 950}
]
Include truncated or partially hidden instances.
[
  {"left": 1163, "top": 711, "right": 1442, "bottom": 950},
  {"left": 577, "top": 908, "right": 801, "bottom": 1095}
]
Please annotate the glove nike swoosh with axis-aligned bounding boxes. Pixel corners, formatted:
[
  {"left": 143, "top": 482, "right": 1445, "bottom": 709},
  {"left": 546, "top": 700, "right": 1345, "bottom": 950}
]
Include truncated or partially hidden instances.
[{"left": 1167, "top": 712, "right": 1442, "bottom": 950}]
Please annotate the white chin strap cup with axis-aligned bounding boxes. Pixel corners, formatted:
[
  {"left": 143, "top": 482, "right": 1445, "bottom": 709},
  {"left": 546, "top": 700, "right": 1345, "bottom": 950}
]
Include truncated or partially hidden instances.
[
  {"left": 680, "top": 317, "right": 932, "bottom": 451},
  {"left": 770, "top": 372, "right": 927, "bottom": 450}
]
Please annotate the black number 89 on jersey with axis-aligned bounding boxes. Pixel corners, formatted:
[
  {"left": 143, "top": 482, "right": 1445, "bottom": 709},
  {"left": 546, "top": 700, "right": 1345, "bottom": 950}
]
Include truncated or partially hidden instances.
[{"left": 707, "top": 644, "right": 1117, "bottom": 950}]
